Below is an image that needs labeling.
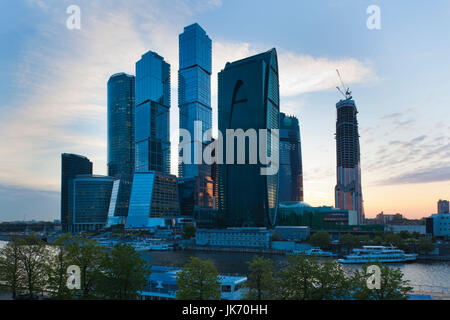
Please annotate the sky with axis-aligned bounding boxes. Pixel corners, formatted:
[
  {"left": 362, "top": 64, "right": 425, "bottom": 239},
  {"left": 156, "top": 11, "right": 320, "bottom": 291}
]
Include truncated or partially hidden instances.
[{"left": 0, "top": 0, "right": 449, "bottom": 222}]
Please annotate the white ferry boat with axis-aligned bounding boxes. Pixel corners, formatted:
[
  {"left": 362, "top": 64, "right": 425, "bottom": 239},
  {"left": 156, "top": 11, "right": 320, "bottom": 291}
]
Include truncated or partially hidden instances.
[
  {"left": 132, "top": 240, "right": 171, "bottom": 251},
  {"left": 338, "top": 245, "right": 417, "bottom": 264},
  {"left": 293, "top": 247, "right": 337, "bottom": 257}
]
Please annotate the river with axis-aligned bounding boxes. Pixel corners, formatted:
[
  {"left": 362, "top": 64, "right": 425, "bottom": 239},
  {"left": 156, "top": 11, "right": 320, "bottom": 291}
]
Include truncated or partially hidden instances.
[{"left": 140, "top": 250, "right": 450, "bottom": 289}]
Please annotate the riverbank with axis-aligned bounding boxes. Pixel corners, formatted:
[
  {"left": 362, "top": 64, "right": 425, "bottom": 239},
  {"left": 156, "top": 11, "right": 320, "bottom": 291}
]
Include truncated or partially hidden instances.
[{"left": 417, "top": 255, "right": 450, "bottom": 261}]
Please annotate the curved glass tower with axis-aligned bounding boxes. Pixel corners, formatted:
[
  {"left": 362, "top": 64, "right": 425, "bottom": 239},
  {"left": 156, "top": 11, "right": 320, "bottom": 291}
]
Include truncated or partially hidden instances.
[
  {"left": 279, "top": 112, "right": 303, "bottom": 203},
  {"left": 335, "top": 99, "right": 364, "bottom": 224},
  {"left": 107, "top": 73, "right": 135, "bottom": 217},
  {"left": 218, "top": 48, "right": 280, "bottom": 227}
]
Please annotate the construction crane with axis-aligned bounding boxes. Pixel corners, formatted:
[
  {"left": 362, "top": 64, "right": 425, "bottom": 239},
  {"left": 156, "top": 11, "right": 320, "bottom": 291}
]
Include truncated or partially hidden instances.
[{"left": 336, "top": 69, "right": 352, "bottom": 100}]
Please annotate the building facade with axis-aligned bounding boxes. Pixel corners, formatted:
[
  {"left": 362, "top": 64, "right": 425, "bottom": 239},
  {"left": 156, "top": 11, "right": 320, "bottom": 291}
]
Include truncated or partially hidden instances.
[
  {"left": 135, "top": 51, "right": 171, "bottom": 174},
  {"left": 60, "top": 153, "right": 93, "bottom": 232},
  {"left": 218, "top": 48, "right": 280, "bottom": 228},
  {"left": 334, "top": 99, "right": 365, "bottom": 224},
  {"left": 279, "top": 112, "right": 303, "bottom": 202},
  {"left": 126, "top": 171, "right": 180, "bottom": 229},
  {"left": 178, "top": 24, "right": 214, "bottom": 212},
  {"left": 107, "top": 73, "right": 135, "bottom": 218},
  {"left": 68, "top": 175, "right": 115, "bottom": 233},
  {"left": 438, "top": 199, "right": 450, "bottom": 214},
  {"left": 427, "top": 213, "right": 450, "bottom": 238},
  {"left": 196, "top": 228, "right": 272, "bottom": 248}
]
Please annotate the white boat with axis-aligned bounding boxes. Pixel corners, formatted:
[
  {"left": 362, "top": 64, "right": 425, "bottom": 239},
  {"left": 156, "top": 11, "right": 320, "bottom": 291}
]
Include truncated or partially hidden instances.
[
  {"left": 293, "top": 247, "right": 337, "bottom": 257},
  {"left": 338, "top": 245, "right": 417, "bottom": 264}
]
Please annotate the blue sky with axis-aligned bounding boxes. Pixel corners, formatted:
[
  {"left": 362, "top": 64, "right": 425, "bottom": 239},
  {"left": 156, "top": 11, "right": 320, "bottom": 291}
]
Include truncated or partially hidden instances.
[{"left": 0, "top": 0, "right": 449, "bottom": 221}]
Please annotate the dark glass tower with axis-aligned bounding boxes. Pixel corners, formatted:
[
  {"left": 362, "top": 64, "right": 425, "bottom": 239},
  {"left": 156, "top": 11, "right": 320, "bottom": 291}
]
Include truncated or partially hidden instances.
[
  {"left": 107, "top": 73, "right": 135, "bottom": 217},
  {"left": 178, "top": 23, "right": 214, "bottom": 211},
  {"left": 218, "top": 48, "right": 280, "bottom": 228},
  {"left": 279, "top": 112, "right": 303, "bottom": 202},
  {"left": 334, "top": 99, "right": 364, "bottom": 224},
  {"left": 135, "top": 51, "right": 171, "bottom": 174},
  {"left": 60, "top": 153, "right": 92, "bottom": 232}
]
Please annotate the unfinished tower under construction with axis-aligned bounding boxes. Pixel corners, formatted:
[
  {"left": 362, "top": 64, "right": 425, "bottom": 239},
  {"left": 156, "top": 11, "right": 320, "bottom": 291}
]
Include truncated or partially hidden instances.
[{"left": 334, "top": 70, "right": 364, "bottom": 224}]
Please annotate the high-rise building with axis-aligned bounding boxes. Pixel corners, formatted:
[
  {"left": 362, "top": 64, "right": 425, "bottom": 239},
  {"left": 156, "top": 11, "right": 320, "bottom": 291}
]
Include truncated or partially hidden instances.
[
  {"left": 135, "top": 51, "right": 171, "bottom": 174},
  {"left": 279, "top": 112, "right": 303, "bottom": 202},
  {"left": 438, "top": 199, "right": 449, "bottom": 214},
  {"left": 218, "top": 48, "right": 280, "bottom": 228},
  {"left": 60, "top": 153, "right": 92, "bottom": 232},
  {"left": 107, "top": 73, "right": 135, "bottom": 218},
  {"left": 68, "top": 174, "right": 115, "bottom": 233},
  {"left": 334, "top": 98, "right": 364, "bottom": 224},
  {"left": 178, "top": 23, "right": 214, "bottom": 211},
  {"left": 126, "top": 171, "right": 180, "bottom": 229}
]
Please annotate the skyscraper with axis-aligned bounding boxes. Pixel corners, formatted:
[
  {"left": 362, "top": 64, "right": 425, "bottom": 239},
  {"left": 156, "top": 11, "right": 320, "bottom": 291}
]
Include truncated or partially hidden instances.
[
  {"left": 178, "top": 23, "right": 214, "bottom": 211},
  {"left": 135, "top": 51, "right": 171, "bottom": 174},
  {"left": 334, "top": 98, "right": 364, "bottom": 224},
  {"left": 279, "top": 112, "right": 303, "bottom": 202},
  {"left": 68, "top": 174, "right": 115, "bottom": 233},
  {"left": 107, "top": 73, "right": 135, "bottom": 217},
  {"left": 218, "top": 48, "right": 280, "bottom": 228},
  {"left": 60, "top": 153, "right": 92, "bottom": 232},
  {"left": 438, "top": 199, "right": 449, "bottom": 214}
]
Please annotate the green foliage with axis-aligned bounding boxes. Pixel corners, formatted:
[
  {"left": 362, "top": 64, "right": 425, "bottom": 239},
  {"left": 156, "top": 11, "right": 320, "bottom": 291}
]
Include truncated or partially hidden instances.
[
  {"left": 398, "top": 230, "right": 411, "bottom": 239},
  {"left": 95, "top": 244, "right": 151, "bottom": 299},
  {"left": 309, "top": 231, "right": 331, "bottom": 249},
  {"left": 350, "top": 263, "right": 412, "bottom": 300},
  {"left": 182, "top": 224, "right": 196, "bottom": 240},
  {"left": 417, "top": 237, "right": 434, "bottom": 255},
  {"left": 275, "top": 254, "right": 320, "bottom": 300},
  {"left": 65, "top": 237, "right": 107, "bottom": 299},
  {"left": 244, "top": 256, "right": 275, "bottom": 300},
  {"left": 383, "top": 233, "right": 406, "bottom": 250},
  {"left": 372, "top": 235, "right": 383, "bottom": 245},
  {"left": 176, "top": 257, "right": 221, "bottom": 300},
  {"left": 0, "top": 238, "right": 25, "bottom": 299},
  {"left": 339, "top": 234, "right": 356, "bottom": 253}
]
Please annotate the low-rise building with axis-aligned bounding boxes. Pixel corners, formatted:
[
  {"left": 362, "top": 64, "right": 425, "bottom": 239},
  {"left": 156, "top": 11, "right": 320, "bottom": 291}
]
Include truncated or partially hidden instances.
[
  {"left": 139, "top": 266, "right": 247, "bottom": 300},
  {"left": 272, "top": 226, "right": 310, "bottom": 241},
  {"left": 386, "top": 224, "right": 426, "bottom": 235},
  {"left": 427, "top": 213, "right": 450, "bottom": 238},
  {"left": 196, "top": 228, "right": 271, "bottom": 248}
]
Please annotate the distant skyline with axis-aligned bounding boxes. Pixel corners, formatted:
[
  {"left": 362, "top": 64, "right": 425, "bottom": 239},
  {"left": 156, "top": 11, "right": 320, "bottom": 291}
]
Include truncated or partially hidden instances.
[{"left": 0, "top": 0, "right": 449, "bottom": 221}]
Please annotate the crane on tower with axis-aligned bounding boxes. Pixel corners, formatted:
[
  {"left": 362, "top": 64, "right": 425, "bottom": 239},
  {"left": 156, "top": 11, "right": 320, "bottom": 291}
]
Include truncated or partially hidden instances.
[{"left": 336, "top": 69, "right": 352, "bottom": 100}]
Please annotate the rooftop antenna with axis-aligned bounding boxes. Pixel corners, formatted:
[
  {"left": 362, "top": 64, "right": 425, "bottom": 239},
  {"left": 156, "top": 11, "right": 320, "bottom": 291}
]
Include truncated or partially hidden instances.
[{"left": 336, "top": 69, "right": 352, "bottom": 100}]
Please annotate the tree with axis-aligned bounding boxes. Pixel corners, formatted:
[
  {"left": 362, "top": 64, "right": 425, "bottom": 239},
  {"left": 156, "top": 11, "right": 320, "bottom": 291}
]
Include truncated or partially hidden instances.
[
  {"left": 0, "top": 238, "right": 24, "bottom": 299},
  {"left": 176, "top": 257, "right": 221, "bottom": 300},
  {"left": 350, "top": 263, "right": 412, "bottom": 300},
  {"left": 399, "top": 230, "right": 411, "bottom": 240},
  {"left": 17, "top": 235, "right": 50, "bottom": 298},
  {"left": 244, "top": 256, "right": 275, "bottom": 300},
  {"left": 339, "top": 234, "right": 356, "bottom": 254},
  {"left": 66, "top": 237, "right": 107, "bottom": 298},
  {"left": 182, "top": 224, "right": 196, "bottom": 240},
  {"left": 95, "top": 244, "right": 151, "bottom": 299},
  {"left": 46, "top": 234, "right": 75, "bottom": 299},
  {"left": 313, "top": 260, "right": 352, "bottom": 300},
  {"left": 275, "top": 254, "right": 319, "bottom": 300},
  {"left": 384, "top": 233, "right": 406, "bottom": 250},
  {"left": 417, "top": 237, "right": 434, "bottom": 255},
  {"left": 309, "top": 231, "right": 331, "bottom": 249},
  {"left": 372, "top": 235, "right": 383, "bottom": 245},
  {"left": 358, "top": 234, "right": 370, "bottom": 245}
]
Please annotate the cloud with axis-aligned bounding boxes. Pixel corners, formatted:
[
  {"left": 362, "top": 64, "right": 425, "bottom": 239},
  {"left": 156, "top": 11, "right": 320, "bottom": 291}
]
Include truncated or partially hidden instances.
[{"left": 380, "top": 165, "right": 450, "bottom": 185}]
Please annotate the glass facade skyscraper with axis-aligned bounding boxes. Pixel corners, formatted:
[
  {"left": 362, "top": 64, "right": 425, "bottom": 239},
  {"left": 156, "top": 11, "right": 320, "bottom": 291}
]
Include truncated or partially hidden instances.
[
  {"left": 135, "top": 51, "right": 171, "bottom": 174},
  {"left": 68, "top": 174, "right": 115, "bottom": 233},
  {"left": 126, "top": 171, "right": 180, "bottom": 229},
  {"left": 178, "top": 23, "right": 214, "bottom": 211},
  {"left": 218, "top": 48, "right": 280, "bottom": 228},
  {"left": 107, "top": 73, "right": 135, "bottom": 217},
  {"left": 279, "top": 112, "right": 304, "bottom": 203},
  {"left": 60, "top": 153, "right": 93, "bottom": 232},
  {"left": 335, "top": 98, "right": 365, "bottom": 224}
]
